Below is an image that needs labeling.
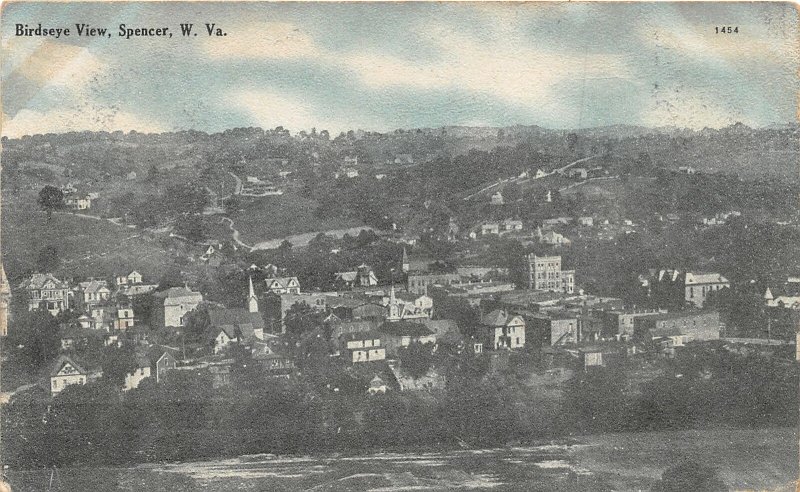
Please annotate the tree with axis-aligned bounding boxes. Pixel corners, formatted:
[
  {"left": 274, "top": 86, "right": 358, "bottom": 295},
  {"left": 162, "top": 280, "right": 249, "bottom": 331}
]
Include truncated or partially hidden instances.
[
  {"left": 398, "top": 342, "right": 435, "bottom": 379},
  {"left": 36, "top": 245, "right": 60, "bottom": 272},
  {"left": 38, "top": 185, "right": 64, "bottom": 218},
  {"left": 8, "top": 309, "right": 61, "bottom": 372},
  {"left": 652, "top": 461, "right": 728, "bottom": 492},
  {"left": 174, "top": 214, "right": 206, "bottom": 242},
  {"left": 101, "top": 344, "right": 138, "bottom": 388}
]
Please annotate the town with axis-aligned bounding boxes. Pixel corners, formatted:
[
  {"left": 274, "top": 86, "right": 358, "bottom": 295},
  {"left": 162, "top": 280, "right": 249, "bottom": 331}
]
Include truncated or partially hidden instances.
[{"left": 1, "top": 123, "right": 798, "bottom": 478}]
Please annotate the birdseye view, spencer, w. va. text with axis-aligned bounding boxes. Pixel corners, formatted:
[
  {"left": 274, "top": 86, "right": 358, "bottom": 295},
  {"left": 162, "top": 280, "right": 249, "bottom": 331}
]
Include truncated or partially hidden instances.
[{"left": 0, "top": 2, "right": 798, "bottom": 491}]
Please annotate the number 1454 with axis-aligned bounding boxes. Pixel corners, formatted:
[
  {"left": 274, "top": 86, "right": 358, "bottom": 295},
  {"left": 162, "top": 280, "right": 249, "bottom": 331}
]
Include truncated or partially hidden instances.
[{"left": 715, "top": 26, "right": 739, "bottom": 34}]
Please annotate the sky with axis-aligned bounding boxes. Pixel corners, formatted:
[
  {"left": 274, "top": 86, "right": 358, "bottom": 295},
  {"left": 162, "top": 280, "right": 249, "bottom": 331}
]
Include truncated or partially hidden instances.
[{"left": 1, "top": 2, "right": 797, "bottom": 137}]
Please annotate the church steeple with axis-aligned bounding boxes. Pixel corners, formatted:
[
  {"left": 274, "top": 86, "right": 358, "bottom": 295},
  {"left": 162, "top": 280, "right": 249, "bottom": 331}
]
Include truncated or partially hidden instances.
[
  {"left": 248, "top": 276, "right": 258, "bottom": 313},
  {"left": 401, "top": 247, "right": 409, "bottom": 273}
]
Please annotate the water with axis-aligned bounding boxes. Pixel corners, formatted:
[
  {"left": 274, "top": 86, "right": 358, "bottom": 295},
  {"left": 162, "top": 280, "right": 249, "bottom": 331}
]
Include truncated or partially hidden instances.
[{"left": 7, "top": 428, "right": 797, "bottom": 491}]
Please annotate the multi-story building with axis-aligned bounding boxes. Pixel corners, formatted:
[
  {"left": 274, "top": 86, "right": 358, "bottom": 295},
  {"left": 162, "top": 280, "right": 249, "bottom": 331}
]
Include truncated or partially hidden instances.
[
  {"left": 20, "top": 273, "right": 72, "bottom": 315},
  {"left": 152, "top": 287, "right": 203, "bottom": 328},
  {"left": 76, "top": 279, "right": 111, "bottom": 310},
  {"left": 527, "top": 255, "right": 575, "bottom": 293},
  {"left": 645, "top": 270, "right": 729, "bottom": 308},
  {"left": 480, "top": 309, "right": 526, "bottom": 350}
]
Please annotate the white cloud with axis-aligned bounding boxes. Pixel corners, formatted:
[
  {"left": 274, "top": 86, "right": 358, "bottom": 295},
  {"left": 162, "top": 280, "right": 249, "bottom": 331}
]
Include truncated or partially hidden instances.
[
  {"left": 338, "top": 20, "right": 632, "bottom": 117},
  {"left": 3, "top": 39, "right": 106, "bottom": 91},
  {"left": 2, "top": 107, "right": 166, "bottom": 137},
  {"left": 226, "top": 89, "right": 353, "bottom": 134}
]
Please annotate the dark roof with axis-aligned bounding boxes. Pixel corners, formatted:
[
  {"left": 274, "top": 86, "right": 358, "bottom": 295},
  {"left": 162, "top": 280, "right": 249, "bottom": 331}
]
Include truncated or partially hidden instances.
[
  {"left": 50, "top": 355, "right": 88, "bottom": 377},
  {"left": 341, "top": 330, "right": 383, "bottom": 341},
  {"left": 209, "top": 308, "right": 265, "bottom": 340},
  {"left": 378, "top": 321, "right": 435, "bottom": 337}
]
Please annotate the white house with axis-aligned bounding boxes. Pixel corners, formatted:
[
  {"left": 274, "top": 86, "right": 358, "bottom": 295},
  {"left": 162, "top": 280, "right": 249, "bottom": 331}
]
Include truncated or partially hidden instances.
[{"left": 50, "top": 355, "right": 89, "bottom": 396}]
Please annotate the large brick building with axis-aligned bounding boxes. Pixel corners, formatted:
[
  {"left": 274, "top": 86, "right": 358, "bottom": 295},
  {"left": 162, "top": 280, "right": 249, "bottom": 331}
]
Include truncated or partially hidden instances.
[{"left": 527, "top": 255, "right": 575, "bottom": 293}]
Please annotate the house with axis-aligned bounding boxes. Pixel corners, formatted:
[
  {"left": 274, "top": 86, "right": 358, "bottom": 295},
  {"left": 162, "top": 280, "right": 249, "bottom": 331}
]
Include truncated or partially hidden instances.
[
  {"left": 335, "top": 167, "right": 359, "bottom": 179},
  {"left": 378, "top": 321, "right": 437, "bottom": 356},
  {"left": 646, "top": 270, "right": 729, "bottom": 308},
  {"left": 368, "top": 375, "right": 388, "bottom": 394},
  {"left": 115, "top": 271, "right": 144, "bottom": 286},
  {"left": 527, "top": 255, "right": 575, "bottom": 293},
  {"left": 764, "top": 280, "right": 800, "bottom": 309},
  {"left": 602, "top": 309, "right": 667, "bottom": 338},
  {"left": 19, "top": 273, "right": 72, "bottom": 315},
  {"left": 76, "top": 279, "right": 111, "bottom": 309},
  {"left": 394, "top": 154, "right": 414, "bottom": 165},
  {"left": 117, "top": 283, "right": 158, "bottom": 297},
  {"left": 113, "top": 305, "right": 135, "bottom": 331},
  {"left": 502, "top": 219, "right": 523, "bottom": 232},
  {"left": 480, "top": 309, "right": 526, "bottom": 350},
  {"left": 334, "top": 265, "right": 378, "bottom": 289},
  {"left": 252, "top": 342, "right": 295, "bottom": 376},
  {"left": 577, "top": 216, "right": 594, "bottom": 227},
  {"left": 149, "top": 348, "right": 178, "bottom": 383},
  {"left": 50, "top": 355, "right": 89, "bottom": 396},
  {"left": 152, "top": 287, "right": 203, "bottom": 328},
  {"left": 264, "top": 277, "right": 301, "bottom": 295},
  {"left": 385, "top": 287, "right": 433, "bottom": 322},
  {"left": 64, "top": 192, "right": 92, "bottom": 210},
  {"left": 126, "top": 171, "right": 137, "bottom": 180},
  {"left": 677, "top": 166, "right": 697, "bottom": 174},
  {"left": 490, "top": 191, "right": 504, "bottom": 206},
  {"left": 480, "top": 223, "right": 500, "bottom": 236},
  {"left": 530, "top": 314, "right": 579, "bottom": 346},
  {"left": 123, "top": 354, "right": 152, "bottom": 391},
  {"left": 208, "top": 308, "right": 265, "bottom": 353},
  {"left": 634, "top": 310, "right": 721, "bottom": 346},
  {"left": 537, "top": 228, "right": 572, "bottom": 247},
  {"left": 567, "top": 168, "right": 588, "bottom": 179},
  {"left": 341, "top": 331, "right": 386, "bottom": 363}
]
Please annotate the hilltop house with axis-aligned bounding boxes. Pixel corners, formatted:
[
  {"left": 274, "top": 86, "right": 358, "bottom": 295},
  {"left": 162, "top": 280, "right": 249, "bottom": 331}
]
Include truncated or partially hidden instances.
[
  {"left": 20, "top": 273, "right": 72, "bottom": 315},
  {"left": 537, "top": 228, "right": 572, "bottom": 247},
  {"left": 64, "top": 192, "right": 92, "bottom": 210},
  {"left": 480, "top": 309, "right": 526, "bottom": 350},
  {"left": 490, "top": 191, "right": 504, "bottom": 206}
]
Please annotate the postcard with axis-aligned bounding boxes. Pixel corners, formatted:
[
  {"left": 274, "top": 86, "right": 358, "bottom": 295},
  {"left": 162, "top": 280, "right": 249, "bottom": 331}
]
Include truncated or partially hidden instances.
[{"left": 1, "top": 2, "right": 797, "bottom": 491}]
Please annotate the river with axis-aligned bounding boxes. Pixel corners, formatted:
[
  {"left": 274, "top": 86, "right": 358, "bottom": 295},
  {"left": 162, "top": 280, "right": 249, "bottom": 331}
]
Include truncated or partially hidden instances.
[{"left": 6, "top": 428, "right": 797, "bottom": 491}]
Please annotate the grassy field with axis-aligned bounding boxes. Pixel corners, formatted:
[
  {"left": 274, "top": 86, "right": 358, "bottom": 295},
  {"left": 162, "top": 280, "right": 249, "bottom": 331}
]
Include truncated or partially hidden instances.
[
  {"left": 2, "top": 195, "right": 175, "bottom": 282},
  {"left": 226, "top": 192, "right": 361, "bottom": 245}
]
